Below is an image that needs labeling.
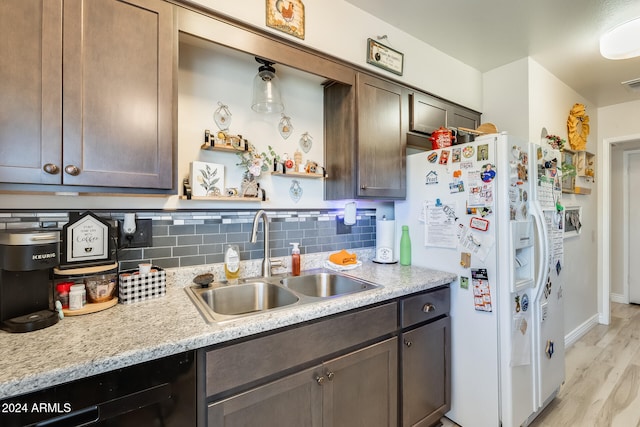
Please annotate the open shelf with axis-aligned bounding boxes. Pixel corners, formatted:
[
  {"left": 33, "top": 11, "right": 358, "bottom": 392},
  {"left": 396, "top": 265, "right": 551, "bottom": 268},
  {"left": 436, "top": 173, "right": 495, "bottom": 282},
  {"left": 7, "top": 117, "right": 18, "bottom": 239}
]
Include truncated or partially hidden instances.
[
  {"left": 179, "top": 195, "right": 266, "bottom": 202},
  {"left": 200, "top": 143, "right": 247, "bottom": 153},
  {"left": 271, "top": 171, "right": 326, "bottom": 179}
]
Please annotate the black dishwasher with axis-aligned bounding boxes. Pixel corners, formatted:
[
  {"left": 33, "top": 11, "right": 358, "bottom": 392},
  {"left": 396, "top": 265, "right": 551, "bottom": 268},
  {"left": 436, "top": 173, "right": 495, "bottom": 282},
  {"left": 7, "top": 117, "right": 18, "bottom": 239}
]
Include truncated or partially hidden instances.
[{"left": 0, "top": 351, "right": 196, "bottom": 427}]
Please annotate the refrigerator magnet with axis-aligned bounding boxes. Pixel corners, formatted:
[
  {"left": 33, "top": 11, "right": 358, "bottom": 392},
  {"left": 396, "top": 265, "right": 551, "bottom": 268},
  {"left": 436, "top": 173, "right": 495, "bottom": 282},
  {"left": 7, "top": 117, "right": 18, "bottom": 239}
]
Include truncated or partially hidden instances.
[
  {"left": 462, "top": 145, "right": 474, "bottom": 158},
  {"left": 460, "top": 276, "right": 469, "bottom": 289},
  {"left": 470, "top": 217, "right": 489, "bottom": 231},
  {"left": 521, "top": 293, "right": 529, "bottom": 311},
  {"left": 481, "top": 163, "right": 496, "bottom": 182},
  {"left": 425, "top": 170, "right": 439, "bottom": 185},
  {"left": 460, "top": 252, "right": 471, "bottom": 268},
  {"left": 449, "top": 180, "right": 465, "bottom": 193},
  {"left": 439, "top": 150, "right": 450, "bottom": 165},
  {"left": 452, "top": 147, "right": 461, "bottom": 162},
  {"left": 477, "top": 144, "right": 489, "bottom": 161},
  {"left": 427, "top": 152, "right": 438, "bottom": 163}
]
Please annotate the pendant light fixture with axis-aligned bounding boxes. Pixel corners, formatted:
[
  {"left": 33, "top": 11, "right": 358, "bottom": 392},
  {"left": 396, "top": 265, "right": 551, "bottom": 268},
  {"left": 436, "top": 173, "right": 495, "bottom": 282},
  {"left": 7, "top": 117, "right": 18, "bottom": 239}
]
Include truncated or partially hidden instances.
[
  {"left": 600, "top": 17, "right": 640, "bottom": 59},
  {"left": 251, "top": 57, "right": 284, "bottom": 113}
]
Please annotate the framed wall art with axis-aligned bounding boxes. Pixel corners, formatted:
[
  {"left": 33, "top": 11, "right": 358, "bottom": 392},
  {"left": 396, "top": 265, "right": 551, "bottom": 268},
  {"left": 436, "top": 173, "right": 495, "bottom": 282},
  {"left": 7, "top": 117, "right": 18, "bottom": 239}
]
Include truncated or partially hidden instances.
[
  {"left": 266, "top": 0, "right": 305, "bottom": 40},
  {"left": 564, "top": 206, "right": 582, "bottom": 238},
  {"left": 367, "top": 38, "right": 404, "bottom": 76}
]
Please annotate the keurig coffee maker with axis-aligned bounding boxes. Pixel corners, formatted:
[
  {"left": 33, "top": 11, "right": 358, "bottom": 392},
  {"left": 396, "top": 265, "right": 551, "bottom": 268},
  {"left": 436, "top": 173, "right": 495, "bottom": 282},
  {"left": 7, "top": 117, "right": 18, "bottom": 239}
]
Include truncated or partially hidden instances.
[{"left": 0, "top": 230, "right": 60, "bottom": 333}]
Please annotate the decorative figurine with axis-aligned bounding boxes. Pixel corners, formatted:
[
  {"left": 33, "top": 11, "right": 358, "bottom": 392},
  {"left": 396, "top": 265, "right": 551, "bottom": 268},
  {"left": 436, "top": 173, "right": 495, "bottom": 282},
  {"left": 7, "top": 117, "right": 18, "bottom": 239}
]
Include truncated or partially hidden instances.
[{"left": 293, "top": 150, "right": 303, "bottom": 173}]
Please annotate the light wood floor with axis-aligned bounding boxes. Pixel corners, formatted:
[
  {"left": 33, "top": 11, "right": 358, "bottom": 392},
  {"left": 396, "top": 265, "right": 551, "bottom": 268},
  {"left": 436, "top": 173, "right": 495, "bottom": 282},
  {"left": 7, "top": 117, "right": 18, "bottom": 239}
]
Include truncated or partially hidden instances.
[
  {"left": 531, "top": 302, "right": 640, "bottom": 427},
  {"left": 441, "top": 302, "right": 640, "bottom": 427}
]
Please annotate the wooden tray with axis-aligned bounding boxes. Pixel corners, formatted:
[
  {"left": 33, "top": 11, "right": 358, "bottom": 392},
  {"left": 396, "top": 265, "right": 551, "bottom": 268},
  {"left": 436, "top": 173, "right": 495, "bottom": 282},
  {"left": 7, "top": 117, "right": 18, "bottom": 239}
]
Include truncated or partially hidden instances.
[{"left": 63, "top": 298, "right": 118, "bottom": 316}]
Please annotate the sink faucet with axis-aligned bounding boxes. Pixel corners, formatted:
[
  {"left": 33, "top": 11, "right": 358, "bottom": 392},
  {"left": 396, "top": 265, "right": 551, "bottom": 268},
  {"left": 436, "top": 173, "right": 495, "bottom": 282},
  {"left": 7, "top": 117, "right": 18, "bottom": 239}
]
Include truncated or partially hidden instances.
[{"left": 250, "top": 209, "right": 273, "bottom": 277}]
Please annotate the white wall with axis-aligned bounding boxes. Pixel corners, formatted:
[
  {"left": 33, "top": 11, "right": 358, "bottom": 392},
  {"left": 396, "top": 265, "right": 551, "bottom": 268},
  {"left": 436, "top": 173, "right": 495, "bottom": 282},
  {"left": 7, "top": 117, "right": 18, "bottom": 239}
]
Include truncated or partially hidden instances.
[
  {"left": 482, "top": 58, "right": 530, "bottom": 138},
  {"left": 178, "top": 40, "right": 327, "bottom": 209},
  {"left": 188, "top": 0, "right": 483, "bottom": 111},
  {"left": 482, "top": 57, "right": 599, "bottom": 341},
  {"left": 528, "top": 59, "right": 599, "bottom": 337},
  {"left": 599, "top": 100, "right": 640, "bottom": 301}
]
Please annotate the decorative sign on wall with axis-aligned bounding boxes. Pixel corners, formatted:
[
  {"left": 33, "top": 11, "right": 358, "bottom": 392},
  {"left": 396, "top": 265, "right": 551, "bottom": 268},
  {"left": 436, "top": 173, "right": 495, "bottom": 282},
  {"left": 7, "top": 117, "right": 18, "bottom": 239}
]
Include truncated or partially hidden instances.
[
  {"left": 266, "top": 0, "right": 305, "bottom": 40},
  {"left": 366, "top": 38, "right": 404, "bottom": 76}
]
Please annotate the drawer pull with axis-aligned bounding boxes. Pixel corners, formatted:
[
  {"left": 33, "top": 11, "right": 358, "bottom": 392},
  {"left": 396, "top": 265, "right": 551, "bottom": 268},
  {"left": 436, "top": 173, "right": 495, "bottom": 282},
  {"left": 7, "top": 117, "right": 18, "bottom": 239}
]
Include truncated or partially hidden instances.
[
  {"left": 422, "top": 303, "right": 436, "bottom": 313},
  {"left": 404, "top": 339, "right": 412, "bottom": 347}
]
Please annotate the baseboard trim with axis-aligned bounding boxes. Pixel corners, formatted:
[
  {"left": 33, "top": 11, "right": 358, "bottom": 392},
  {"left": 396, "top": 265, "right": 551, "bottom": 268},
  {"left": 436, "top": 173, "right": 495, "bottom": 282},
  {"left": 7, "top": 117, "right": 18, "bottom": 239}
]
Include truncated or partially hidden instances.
[
  {"left": 564, "top": 313, "right": 600, "bottom": 348},
  {"left": 610, "top": 293, "right": 627, "bottom": 304}
]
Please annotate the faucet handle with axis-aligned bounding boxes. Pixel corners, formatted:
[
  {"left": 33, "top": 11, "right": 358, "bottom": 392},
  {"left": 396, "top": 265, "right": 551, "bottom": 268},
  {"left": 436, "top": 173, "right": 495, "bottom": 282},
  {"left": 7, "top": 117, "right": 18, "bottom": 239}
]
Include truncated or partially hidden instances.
[{"left": 270, "top": 257, "right": 285, "bottom": 273}]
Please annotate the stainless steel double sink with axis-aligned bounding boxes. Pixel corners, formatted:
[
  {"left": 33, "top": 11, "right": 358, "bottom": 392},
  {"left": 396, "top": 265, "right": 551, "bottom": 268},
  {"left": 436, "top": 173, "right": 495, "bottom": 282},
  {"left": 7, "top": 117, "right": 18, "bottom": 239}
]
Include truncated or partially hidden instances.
[{"left": 185, "top": 271, "right": 378, "bottom": 323}]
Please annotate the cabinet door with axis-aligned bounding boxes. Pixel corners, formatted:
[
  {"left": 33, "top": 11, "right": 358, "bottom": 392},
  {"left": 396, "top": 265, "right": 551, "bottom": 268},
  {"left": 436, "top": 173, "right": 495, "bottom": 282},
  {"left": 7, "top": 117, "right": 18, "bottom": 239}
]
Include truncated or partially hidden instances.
[
  {"left": 207, "top": 365, "right": 322, "bottom": 427},
  {"left": 0, "top": 0, "right": 62, "bottom": 184},
  {"left": 450, "top": 106, "right": 480, "bottom": 130},
  {"left": 323, "top": 337, "right": 398, "bottom": 427},
  {"left": 357, "top": 74, "right": 406, "bottom": 199},
  {"left": 401, "top": 316, "right": 451, "bottom": 427},
  {"left": 408, "top": 92, "right": 448, "bottom": 135},
  {"left": 62, "top": 0, "right": 175, "bottom": 189}
]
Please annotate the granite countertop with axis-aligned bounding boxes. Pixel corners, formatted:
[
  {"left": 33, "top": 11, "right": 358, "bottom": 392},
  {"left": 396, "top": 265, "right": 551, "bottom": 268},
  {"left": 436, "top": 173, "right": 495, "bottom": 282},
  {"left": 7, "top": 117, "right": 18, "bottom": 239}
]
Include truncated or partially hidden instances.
[{"left": 0, "top": 254, "right": 456, "bottom": 400}]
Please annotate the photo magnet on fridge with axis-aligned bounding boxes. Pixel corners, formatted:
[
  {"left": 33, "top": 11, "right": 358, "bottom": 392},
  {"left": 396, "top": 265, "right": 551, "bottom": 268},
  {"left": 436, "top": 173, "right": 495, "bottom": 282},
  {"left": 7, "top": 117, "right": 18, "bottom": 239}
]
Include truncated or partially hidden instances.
[
  {"left": 440, "top": 150, "right": 450, "bottom": 165},
  {"left": 452, "top": 147, "right": 461, "bottom": 162},
  {"left": 460, "top": 276, "right": 469, "bottom": 289}
]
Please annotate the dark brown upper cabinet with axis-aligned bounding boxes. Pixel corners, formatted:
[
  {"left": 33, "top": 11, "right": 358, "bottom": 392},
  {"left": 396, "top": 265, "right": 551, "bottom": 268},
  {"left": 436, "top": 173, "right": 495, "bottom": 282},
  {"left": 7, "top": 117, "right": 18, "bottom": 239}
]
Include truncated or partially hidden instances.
[
  {"left": 324, "top": 73, "right": 406, "bottom": 200},
  {"left": 0, "top": 0, "right": 176, "bottom": 191}
]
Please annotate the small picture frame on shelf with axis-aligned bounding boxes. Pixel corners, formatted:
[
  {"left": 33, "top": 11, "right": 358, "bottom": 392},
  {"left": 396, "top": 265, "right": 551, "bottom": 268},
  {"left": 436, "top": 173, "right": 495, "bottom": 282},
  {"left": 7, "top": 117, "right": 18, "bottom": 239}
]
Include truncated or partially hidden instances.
[{"left": 190, "top": 161, "right": 225, "bottom": 197}]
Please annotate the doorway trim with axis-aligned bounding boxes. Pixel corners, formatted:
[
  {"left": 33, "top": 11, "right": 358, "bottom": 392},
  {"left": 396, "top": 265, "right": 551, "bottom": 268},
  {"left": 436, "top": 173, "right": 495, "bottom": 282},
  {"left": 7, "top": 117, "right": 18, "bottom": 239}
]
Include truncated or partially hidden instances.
[
  {"left": 601, "top": 133, "right": 640, "bottom": 325},
  {"left": 623, "top": 149, "right": 640, "bottom": 304}
]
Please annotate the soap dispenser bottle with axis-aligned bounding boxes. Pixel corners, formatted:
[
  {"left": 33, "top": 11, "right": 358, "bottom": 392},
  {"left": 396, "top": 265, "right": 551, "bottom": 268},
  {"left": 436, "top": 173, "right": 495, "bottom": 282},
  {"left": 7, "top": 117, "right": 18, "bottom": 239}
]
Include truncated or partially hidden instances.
[{"left": 290, "top": 243, "right": 301, "bottom": 276}]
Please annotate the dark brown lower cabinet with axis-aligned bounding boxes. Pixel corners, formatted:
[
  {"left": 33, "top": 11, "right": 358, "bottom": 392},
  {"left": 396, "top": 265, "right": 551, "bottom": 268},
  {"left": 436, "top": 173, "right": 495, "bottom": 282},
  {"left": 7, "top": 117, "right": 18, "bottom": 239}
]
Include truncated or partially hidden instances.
[
  {"left": 401, "top": 316, "right": 451, "bottom": 427},
  {"left": 202, "top": 287, "right": 451, "bottom": 427},
  {"left": 207, "top": 338, "right": 397, "bottom": 427}
]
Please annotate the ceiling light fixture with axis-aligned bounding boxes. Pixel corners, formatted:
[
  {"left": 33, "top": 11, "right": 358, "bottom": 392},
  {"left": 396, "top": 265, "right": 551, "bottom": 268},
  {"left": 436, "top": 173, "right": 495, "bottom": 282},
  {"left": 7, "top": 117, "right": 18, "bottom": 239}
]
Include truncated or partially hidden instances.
[
  {"left": 251, "top": 57, "right": 284, "bottom": 113},
  {"left": 600, "top": 17, "right": 640, "bottom": 59}
]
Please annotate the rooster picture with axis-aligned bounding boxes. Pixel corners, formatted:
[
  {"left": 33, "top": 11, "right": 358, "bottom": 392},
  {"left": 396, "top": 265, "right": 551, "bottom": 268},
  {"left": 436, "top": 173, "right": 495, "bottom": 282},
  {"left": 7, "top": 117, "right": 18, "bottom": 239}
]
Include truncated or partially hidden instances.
[{"left": 276, "top": 0, "right": 294, "bottom": 22}]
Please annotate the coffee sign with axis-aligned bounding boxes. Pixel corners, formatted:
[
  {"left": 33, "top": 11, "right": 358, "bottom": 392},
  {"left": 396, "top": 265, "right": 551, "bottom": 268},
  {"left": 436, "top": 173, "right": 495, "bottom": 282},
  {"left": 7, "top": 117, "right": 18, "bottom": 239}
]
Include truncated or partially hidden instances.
[{"left": 60, "top": 211, "right": 114, "bottom": 268}]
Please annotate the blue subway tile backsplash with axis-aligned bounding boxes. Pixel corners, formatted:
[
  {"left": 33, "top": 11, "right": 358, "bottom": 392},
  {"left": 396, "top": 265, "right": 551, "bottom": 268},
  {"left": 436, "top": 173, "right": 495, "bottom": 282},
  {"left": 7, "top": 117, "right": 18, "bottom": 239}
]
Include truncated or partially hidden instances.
[{"left": 0, "top": 209, "right": 377, "bottom": 270}]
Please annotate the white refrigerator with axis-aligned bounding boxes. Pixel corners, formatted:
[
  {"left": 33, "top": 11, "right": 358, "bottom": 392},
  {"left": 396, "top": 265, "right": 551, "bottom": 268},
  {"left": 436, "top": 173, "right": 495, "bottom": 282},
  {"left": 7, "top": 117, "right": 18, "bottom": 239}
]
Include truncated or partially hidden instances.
[{"left": 395, "top": 133, "right": 565, "bottom": 427}]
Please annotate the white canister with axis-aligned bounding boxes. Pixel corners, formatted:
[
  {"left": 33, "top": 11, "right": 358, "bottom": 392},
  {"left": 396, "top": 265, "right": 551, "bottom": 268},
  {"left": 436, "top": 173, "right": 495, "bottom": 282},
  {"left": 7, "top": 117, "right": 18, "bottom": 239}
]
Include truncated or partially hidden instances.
[
  {"left": 69, "top": 284, "right": 86, "bottom": 310},
  {"left": 375, "top": 217, "right": 396, "bottom": 263}
]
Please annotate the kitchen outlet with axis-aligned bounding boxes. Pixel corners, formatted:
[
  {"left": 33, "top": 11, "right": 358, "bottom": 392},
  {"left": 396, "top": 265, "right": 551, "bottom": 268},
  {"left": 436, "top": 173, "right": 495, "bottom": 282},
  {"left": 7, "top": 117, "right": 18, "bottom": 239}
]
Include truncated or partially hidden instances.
[
  {"left": 336, "top": 217, "right": 352, "bottom": 235},
  {"left": 118, "top": 219, "right": 152, "bottom": 248}
]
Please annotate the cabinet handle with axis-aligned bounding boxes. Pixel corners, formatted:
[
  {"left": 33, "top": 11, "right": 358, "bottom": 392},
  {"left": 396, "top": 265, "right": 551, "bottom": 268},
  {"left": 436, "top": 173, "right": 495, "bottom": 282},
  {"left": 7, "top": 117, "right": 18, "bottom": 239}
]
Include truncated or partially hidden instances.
[
  {"left": 43, "top": 163, "right": 60, "bottom": 175},
  {"left": 326, "top": 371, "right": 335, "bottom": 381},
  {"left": 64, "top": 165, "right": 81, "bottom": 176},
  {"left": 422, "top": 303, "right": 436, "bottom": 313},
  {"left": 404, "top": 339, "right": 412, "bottom": 347},
  {"left": 316, "top": 376, "right": 325, "bottom": 385},
  {"left": 360, "top": 185, "right": 367, "bottom": 190}
]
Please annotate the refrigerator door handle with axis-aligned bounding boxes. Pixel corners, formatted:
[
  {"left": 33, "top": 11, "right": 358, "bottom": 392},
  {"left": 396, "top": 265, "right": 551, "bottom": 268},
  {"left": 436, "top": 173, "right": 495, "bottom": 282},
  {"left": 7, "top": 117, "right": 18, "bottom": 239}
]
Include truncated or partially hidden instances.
[{"left": 532, "top": 204, "right": 550, "bottom": 290}]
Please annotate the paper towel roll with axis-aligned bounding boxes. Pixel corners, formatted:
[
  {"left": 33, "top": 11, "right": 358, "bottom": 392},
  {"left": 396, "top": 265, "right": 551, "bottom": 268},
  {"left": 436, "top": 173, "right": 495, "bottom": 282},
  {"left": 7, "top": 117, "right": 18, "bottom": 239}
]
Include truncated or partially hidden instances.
[{"left": 376, "top": 219, "right": 395, "bottom": 263}]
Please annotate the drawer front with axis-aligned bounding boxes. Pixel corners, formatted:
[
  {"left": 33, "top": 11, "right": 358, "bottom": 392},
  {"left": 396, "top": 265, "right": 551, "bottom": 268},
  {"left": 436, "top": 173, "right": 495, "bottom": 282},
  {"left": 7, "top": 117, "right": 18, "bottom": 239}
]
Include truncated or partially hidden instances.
[
  {"left": 400, "top": 287, "right": 449, "bottom": 328},
  {"left": 205, "top": 302, "right": 397, "bottom": 397}
]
